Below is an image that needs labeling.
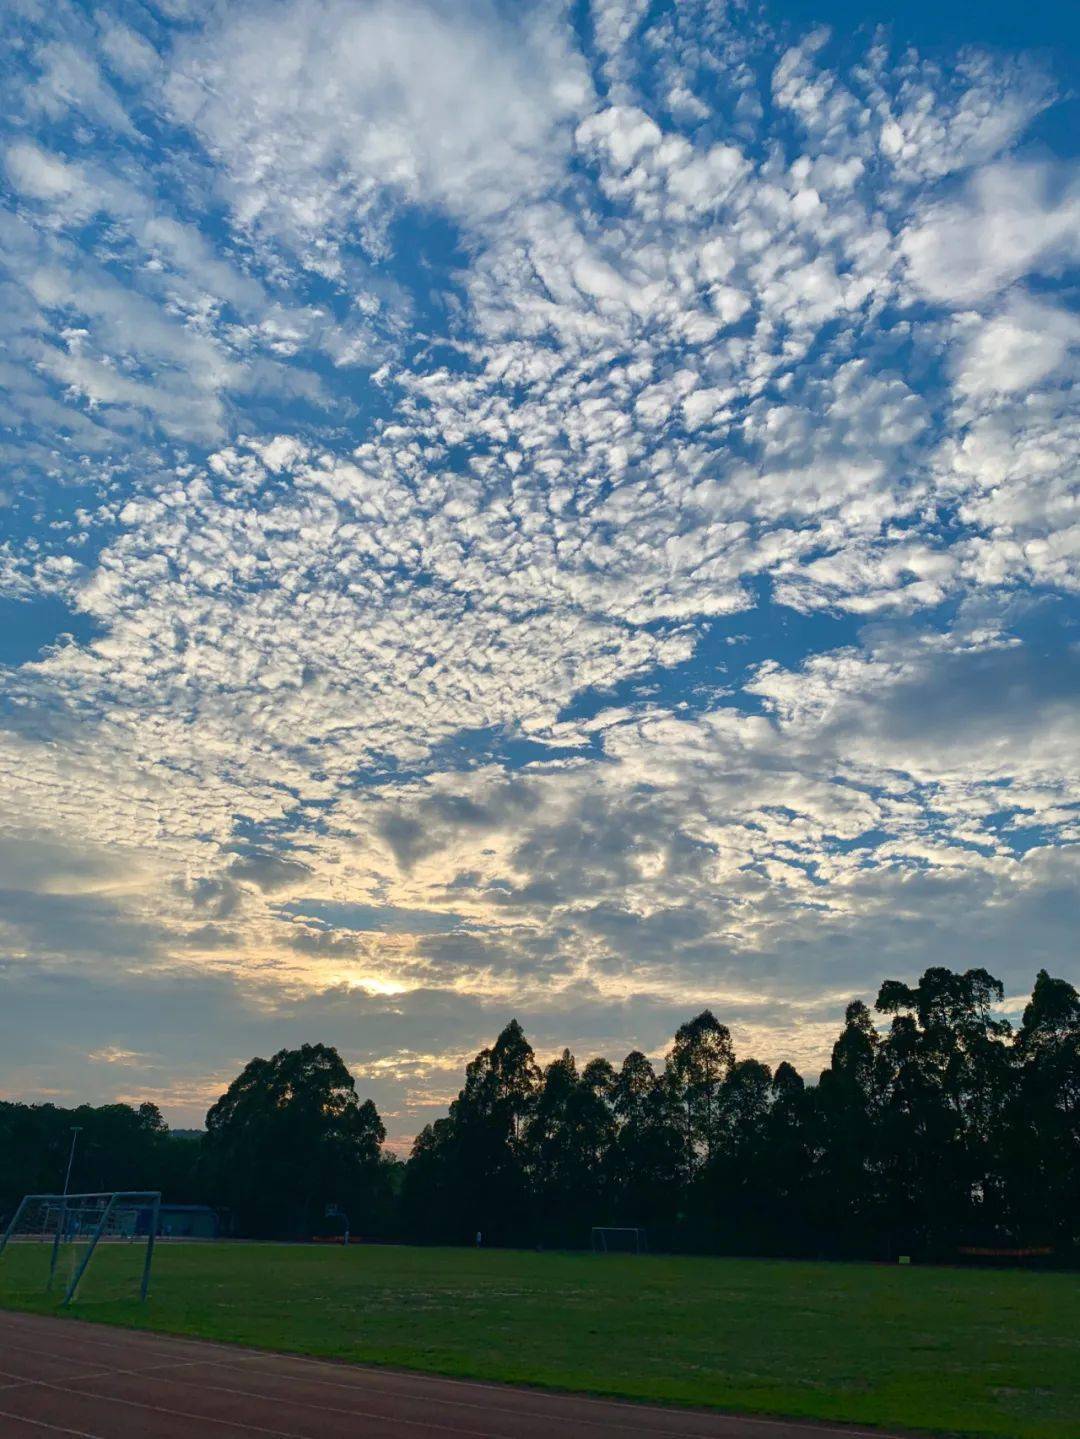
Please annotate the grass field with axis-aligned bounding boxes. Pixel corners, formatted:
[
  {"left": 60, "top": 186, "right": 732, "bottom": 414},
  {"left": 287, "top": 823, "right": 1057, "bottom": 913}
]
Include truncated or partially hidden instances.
[{"left": 0, "top": 1242, "right": 1076, "bottom": 1439}]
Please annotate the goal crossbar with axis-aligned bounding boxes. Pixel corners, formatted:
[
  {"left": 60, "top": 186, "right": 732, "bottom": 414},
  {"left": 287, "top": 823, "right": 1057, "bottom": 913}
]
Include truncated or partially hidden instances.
[
  {"left": 0, "top": 1191, "right": 162, "bottom": 1304},
  {"left": 591, "top": 1225, "right": 647, "bottom": 1254}
]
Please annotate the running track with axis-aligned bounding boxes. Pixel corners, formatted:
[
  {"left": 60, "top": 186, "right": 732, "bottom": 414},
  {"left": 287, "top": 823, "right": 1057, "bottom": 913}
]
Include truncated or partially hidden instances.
[{"left": 0, "top": 1309, "right": 904, "bottom": 1439}]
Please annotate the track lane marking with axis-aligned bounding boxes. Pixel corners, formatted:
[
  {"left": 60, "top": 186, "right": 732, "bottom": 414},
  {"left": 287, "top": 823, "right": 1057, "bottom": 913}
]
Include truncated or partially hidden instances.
[
  {"left": 0, "top": 1311, "right": 905, "bottom": 1439},
  {"left": 0, "top": 1365, "right": 121, "bottom": 1386},
  {"left": 0, "top": 1316, "right": 213, "bottom": 1364},
  {"left": 5, "top": 1372, "right": 513, "bottom": 1439},
  {"left": 0, "top": 1409, "right": 108, "bottom": 1439},
  {"left": 0, "top": 1328, "right": 778, "bottom": 1438},
  {"left": 70, "top": 1359, "right": 759, "bottom": 1439},
  {"left": 124, "top": 1354, "right": 782, "bottom": 1438},
  {"left": 0, "top": 1352, "right": 210, "bottom": 1385}
]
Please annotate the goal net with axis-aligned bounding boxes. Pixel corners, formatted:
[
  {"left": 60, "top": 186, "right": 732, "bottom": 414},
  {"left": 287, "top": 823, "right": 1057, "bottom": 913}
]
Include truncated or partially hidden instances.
[
  {"left": 591, "top": 1225, "right": 647, "bottom": 1254},
  {"left": 0, "top": 1192, "right": 161, "bottom": 1306}
]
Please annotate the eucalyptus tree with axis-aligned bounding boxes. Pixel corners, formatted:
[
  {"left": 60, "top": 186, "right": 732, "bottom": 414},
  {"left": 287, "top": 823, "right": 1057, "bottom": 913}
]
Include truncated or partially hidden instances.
[
  {"left": 203, "top": 1042, "right": 385, "bottom": 1237},
  {"left": 1008, "top": 969, "right": 1080, "bottom": 1244},
  {"left": 664, "top": 1010, "right": 735, "bottom": 1177},
  {"left": 874, "top": 968, "right": 1013, "bottom": 1251}
]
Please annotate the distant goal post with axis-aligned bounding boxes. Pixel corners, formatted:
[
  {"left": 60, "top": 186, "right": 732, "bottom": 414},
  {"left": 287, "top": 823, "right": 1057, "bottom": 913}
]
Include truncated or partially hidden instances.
[
  {"left": 0, "top": 1191, "right": 162, "bottom": 1305},
  {"left": 591, "top": 1225, "right": 647, "bottom": 1254}
]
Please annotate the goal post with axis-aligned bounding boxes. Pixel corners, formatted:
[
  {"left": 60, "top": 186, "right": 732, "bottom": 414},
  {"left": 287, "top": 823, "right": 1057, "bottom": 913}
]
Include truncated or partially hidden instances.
[
  {"left": 591, "top": 1225, "right": 647, "bottom": 1254},
  {"left": 0, "top": 1191, "right": 161, "bottom": 1305}
]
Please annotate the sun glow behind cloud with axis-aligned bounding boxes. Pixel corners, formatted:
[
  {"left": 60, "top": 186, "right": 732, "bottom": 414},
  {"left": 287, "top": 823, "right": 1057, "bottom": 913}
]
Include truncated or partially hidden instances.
[{"left": 0, "top": 0, "right": 1077, "bottom": 1139}]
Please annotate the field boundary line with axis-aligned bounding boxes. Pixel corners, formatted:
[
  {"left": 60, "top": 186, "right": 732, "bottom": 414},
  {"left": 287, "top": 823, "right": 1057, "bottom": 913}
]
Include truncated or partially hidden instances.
[
  {"left": 0, "top": 1343, "right": 213, "bottom": 1384},
  {"left": 0, "top": 1313, "right": 217, "bottom": 1362}
]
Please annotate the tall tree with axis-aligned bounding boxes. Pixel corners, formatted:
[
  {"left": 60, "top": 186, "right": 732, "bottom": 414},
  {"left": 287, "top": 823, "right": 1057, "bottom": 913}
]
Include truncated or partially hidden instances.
[
  {"left": 760, "top": 1062, "right": 814, "bottom": 1254},
  {"left": 526, "top": 1051, "right": 615, "bottom": 1243},
  {"left": 435, "top": 1019, "right": 541, "bottom": 1244},
  {"left": 875, "top": 967, "right": 1013, "bottom": 1253},
  {"left": 665, "top": 1010, "right": 734, "bottom": 1176},
  {"left": 0, "top": 1099, "right": 172, "bottom": 1216},
  {"left": 814, "top": 1000, "right": 884, "bottom": 1249},
  {"left": 203, "top": 1043, "right": 386, "bottom": 1237},
  {"left": 609, "top": 1050, "right": 682, "bottom": 1229},
  {"left": 704, "top": 1058, "right": 774, "bottom": 1249},
  {"left": 1008, "top": 970, "right": 1080, "bottom": 1245},
  {"left": 10, "top": 966, "right": 1076, "bottom": 1261}
]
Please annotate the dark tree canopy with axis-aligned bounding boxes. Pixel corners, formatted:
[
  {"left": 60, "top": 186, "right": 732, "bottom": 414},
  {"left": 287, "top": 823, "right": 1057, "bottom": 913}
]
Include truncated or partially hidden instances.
[
  {"left": 203, "top": 1042, "right": 391, "bottom": 1237},
  {"left": 3, "top": 967, "right": 1077, "bottom": 1262},
  {"left": 400, "top": 971, "right": 1080, "bottom": 1261},
  {"left": 0, "top": 1099, "right": 183, "bottom": 1219}
]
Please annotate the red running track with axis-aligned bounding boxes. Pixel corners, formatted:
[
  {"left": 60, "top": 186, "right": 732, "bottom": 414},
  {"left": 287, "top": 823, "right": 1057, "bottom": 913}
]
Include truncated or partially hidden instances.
[{"left": 0, "top": 1309, "right": 904, "bottom": 1439}]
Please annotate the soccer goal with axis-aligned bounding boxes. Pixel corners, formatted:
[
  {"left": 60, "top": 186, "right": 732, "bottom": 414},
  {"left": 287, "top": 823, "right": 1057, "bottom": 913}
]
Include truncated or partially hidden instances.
[
  {"left": 591, "top": 1225, "right": 648, "bottom": 1254},
  {"left": 0, "top": 1191, "right": 161, "bottom": 1305}
]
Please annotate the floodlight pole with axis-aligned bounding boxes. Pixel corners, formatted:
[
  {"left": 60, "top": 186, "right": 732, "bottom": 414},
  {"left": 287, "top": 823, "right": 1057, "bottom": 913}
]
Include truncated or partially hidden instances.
[
  {"left": 62, "top": 1128, "right": 82, "bottom": 1196},
  {"left": 47, "top": 1126, "right": 82, "bottom": 1291}
]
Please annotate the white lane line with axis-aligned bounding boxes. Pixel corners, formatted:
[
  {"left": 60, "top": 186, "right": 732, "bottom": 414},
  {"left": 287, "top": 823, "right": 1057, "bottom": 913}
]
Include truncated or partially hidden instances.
[
  {"left": 9, "top": 1372, "right": 511, "bottom": 1439},
  {"left": 179, "top": 1352, "right": 898, "bottom": 1439},
  {"left": 160, "top": 1354, "right": 770, "bottom": 1439},
  {"left": 0, "top": 1328, "right": 762, "bottom": 1438},
  {"left": 0, "top": 1317, "right": 211, "bottom": 1365},
  {"left": 0, "top": 1351, "right": 209, "bottom": 1385},
  {"left": 0, "top": 1366, "right": 118, "bottom": 1387},
  {"left": 0, "top": 1405, "right": 109, "bottom": 1438},
  {"left": 72, "top": 1359, "right": 745, "bottom": 1439},
  {"left": 0, "top": 1314, "right": 904, "bottom": 1439}
]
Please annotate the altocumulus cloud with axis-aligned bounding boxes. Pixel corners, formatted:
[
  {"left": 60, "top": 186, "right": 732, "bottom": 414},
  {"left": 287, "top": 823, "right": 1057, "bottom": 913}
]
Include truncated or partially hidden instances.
[{"left": 0, "top": 0, "right": 1076, "bottom": 1137}]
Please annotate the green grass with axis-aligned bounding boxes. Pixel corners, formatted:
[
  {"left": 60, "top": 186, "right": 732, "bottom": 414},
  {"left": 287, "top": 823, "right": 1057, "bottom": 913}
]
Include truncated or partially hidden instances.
[{"left": 1, "top": 1243, "right": 1076, "bottom": 1438}]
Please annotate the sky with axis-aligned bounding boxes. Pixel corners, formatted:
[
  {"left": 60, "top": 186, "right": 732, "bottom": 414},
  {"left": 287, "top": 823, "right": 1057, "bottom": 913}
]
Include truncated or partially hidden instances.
[{"left": 0, "top": 0, "right": 1077, "bottom": 1146}]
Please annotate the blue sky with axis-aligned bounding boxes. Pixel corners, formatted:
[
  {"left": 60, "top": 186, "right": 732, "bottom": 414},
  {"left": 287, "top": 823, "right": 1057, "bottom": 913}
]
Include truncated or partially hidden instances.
[{"left": 0, "top": 0, "right": 1077, "bottom": 1141}]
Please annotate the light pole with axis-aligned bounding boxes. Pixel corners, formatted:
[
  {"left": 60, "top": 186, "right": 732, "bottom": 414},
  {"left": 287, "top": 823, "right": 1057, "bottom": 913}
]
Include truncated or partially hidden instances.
[
  {"left": 63, "top": 1127, "right": 81, "bottom": 1197},
  {"left": 47, "top": 1126, "right": 82, "bottom": 1291}
]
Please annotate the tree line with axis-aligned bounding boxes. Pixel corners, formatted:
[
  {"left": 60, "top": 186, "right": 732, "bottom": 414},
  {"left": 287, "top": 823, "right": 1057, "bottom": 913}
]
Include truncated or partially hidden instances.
[{"left": 2, "top": 965, "right": 1077, "bottom": 1262}]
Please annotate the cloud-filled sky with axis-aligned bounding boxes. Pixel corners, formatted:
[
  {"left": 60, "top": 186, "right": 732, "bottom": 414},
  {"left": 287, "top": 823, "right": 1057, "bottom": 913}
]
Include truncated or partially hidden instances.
[{"left": 1, "top": 0, "right": 1077, "bottom": 1144}]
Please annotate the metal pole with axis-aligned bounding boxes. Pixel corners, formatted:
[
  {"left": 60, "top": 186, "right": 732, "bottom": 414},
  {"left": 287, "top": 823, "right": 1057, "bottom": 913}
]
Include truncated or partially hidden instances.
[
  {"left": 0, "top": 1195, "right": 31, "bottom": 1259},
  {"left": 63, "top": 1194, "right": 117, "bottom": 1306},
  {"left": 47, "top": 1198, "right": 69, "bottom": 1291},
  {"left": 139, "top": 1193, "right": 161, "bottom": 1302},
  {"left": 62, "top": 1128, "right": 81, "bottom": 1196}
]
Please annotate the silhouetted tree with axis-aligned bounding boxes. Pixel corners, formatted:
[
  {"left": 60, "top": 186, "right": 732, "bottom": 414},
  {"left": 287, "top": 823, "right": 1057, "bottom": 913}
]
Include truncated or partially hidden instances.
[
  {"left": 874, "top": 968, "right": 1013, "bottom": 1254},
  {"left": 1007, "top": 970, "right": 1080, "bottom": 1247},
  {"left": 404, "top": 1019, "right": 540, "bottom": 1245},
  {"left": 526, "top": 1050, "right": 615, "bottom": 1243},
  {"left": 813, "top": 1000, "right": 884, "bottom": 1249},
  {"left": 6, "top": 966, "right": 1077, "bottom": 1262},
  {"left": 665, "top": 1010, "right": 735, "bottom": 1176},
  {"left": 609, "top": 1050, "right": 682, "bottom": 1229},
  {"left": 203, "top": 1042, "right": 387, "bottom": 1237}
]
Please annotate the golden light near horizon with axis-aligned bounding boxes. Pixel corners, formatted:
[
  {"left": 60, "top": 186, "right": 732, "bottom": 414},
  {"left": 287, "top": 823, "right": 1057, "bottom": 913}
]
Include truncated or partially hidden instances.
[{"left": 0, "top": 0, "right": 1076, "bottom": 1140}]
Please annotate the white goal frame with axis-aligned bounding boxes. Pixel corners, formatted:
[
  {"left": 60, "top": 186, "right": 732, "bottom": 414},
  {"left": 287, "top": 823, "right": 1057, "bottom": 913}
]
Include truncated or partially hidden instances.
[
  {"left": 591, "top": 1225, "right": 647, "bottom": 1254},
  {"left": 0, "top": 1191, "right": 161, "bottom": 1305}
]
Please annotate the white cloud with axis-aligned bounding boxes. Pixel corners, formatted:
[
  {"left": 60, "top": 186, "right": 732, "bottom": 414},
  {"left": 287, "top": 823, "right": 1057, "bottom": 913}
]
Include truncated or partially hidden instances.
[
  {"left": 166, "top": 0, "right": 593, "bottom": 266},
  {"left": 29, "top": 39, "right": 140, "bottom": 136},
  {"left": 902, "top": 161, "right": 1080, "bottom": 304},
  {"left": 1, "top": 0, "right": 1077, "bottom": 1127},
  {"left": 953, "top": 294, "right": 1079, "bottom": 397}
]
